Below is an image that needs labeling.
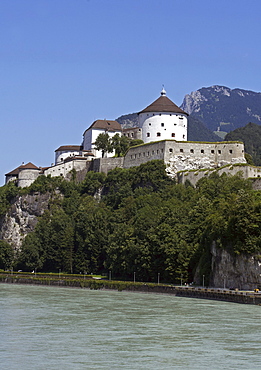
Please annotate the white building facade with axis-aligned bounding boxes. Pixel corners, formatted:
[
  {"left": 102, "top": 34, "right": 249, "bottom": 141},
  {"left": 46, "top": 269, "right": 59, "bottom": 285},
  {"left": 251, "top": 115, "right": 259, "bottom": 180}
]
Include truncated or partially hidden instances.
[
  {"left": 82, "top": 119, "right": 122, "bottom": 158},
  {"left": 138, "top": 88, "right": 188, "bottom": 144}
]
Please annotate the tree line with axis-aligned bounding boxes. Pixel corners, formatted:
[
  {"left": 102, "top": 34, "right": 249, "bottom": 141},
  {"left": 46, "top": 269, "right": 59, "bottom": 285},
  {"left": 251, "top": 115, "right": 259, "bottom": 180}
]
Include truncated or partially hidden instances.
[{"left": 1, "top": 160, "right": 261, "bottom": 285}]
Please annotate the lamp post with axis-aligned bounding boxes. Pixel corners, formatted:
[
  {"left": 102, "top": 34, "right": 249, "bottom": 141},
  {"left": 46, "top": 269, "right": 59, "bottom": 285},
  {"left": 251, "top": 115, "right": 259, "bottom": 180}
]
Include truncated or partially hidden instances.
[
  {"left": 203, "top": 275, "right": 205, "bottom": 288},
  {"left": 109, "top": 271, "right": 111, "bottom": 281},
  {"left": 181, "top": 274, "right": 183, "bottom": 286},
  {"left": 134, "top": 272, "right": 136, "bottom": 283},
  {"left": 158, "top": 273, "right": 160, "bottom": 285}
]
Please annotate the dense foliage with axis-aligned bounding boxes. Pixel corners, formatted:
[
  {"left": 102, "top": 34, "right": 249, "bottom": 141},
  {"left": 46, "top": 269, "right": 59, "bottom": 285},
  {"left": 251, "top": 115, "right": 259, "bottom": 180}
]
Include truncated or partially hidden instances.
[
  {"left": 225, "top": 122, "right": 261, "bottom": 166},
  {"left": 1, "top": 160, "right": 261, "bottom": 285},
  {"left": 94, "top": 133, "right": 135, "bottom": 158}
]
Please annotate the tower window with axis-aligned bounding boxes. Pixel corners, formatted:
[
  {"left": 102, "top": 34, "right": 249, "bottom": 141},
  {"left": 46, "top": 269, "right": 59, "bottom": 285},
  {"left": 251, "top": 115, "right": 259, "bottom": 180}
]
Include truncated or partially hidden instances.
[
  {"left": 218, "top": 150, "right": 221, "bottom": 154},
  {"left": 180, "top": 149, "right": 183, "bottom": 153},
  {"left": 190, "top": 149, "right": 194, "bottom": 153},
  {"left": 201, "top": 150, "right": 204, "bottom": 154},
  {"left": 169, "top": 148, "right": 173, "bottom": 153},
  {"left": 183, "top": 135, "right": 185, "bottom": 139},
  {"left": 147, "top": 133, "right": 150, "bottom": 137},
  {"left": 157, "top": 132, "right": 161, "bottom": 137},
  {"left": 171, "top": 133, "right": 175, "bottom": 137},
  {"left": 229, "top": 150, "right": 233, "bottom": 154},
  {"left": 211, "top": 150, "right": 215, "bottom": 154},
  {"left": 149, "top": 123, "right": 151, "bottom": 126},
  {"left": 161, "top": 123, "right": 164, "bottom": 127}
]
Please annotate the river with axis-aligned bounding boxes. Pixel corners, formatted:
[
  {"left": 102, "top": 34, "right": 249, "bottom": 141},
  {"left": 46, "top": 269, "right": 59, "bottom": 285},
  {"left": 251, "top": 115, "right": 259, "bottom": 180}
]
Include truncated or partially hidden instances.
[{"left": 0, "top": 284, "right": 260, "bottom": 369}]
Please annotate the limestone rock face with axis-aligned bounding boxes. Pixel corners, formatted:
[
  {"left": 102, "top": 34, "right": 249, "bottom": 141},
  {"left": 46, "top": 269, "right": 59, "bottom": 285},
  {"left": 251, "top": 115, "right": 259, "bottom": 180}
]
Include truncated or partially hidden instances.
[
  {"left": 209, "top": 242, "right": 261, "bottom": 290},
  {"left": 0, "top": 193, "right": 52, "bottom": 252}
]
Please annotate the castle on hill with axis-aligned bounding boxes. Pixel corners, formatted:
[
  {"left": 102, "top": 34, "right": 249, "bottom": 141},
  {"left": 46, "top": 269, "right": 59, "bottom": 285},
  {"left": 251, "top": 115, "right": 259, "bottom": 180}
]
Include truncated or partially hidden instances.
[{"left": 6, "top": 88, "right": 257, "bottom": 189}]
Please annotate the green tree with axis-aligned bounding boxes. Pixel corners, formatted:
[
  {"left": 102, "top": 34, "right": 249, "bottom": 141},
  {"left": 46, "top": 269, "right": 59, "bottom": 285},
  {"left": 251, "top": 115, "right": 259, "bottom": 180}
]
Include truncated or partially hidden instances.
[
  {"left": 111, "top": 134, "right": 130, "bottom": 157},
  {"left": 0, "top": 240, "right": 14, "bottom": 270},
  {"left": 94, "top": 133, "right": 113, "bottom": 158}
]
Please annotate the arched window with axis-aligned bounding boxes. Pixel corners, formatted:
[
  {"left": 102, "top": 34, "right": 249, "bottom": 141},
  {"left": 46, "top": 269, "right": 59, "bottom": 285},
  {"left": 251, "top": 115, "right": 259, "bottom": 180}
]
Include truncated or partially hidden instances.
[
  {"left": 147, "top": 132, "right": 150, "bottom": 137},
  {"left": 157, "top": 132, "right": 161, "bottom": 137}
]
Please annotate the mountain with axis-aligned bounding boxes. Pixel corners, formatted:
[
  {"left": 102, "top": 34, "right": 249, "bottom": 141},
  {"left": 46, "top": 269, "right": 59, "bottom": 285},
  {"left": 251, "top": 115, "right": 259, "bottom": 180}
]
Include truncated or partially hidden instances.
[
  {"left": 181, "top": 85, "right": 261, "bottom": 134},
  {"left": 225, "top": 122, "right": 261, "bottom": 165},
  {"left": 116, "top": 113, "right": 222, "bottom": 142}
]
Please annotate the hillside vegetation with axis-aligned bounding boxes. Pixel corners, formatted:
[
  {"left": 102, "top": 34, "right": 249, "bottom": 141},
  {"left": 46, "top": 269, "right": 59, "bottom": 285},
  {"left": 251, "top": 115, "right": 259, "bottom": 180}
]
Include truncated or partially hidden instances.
[
  {"left": 225, "top": 122, "right": 261, "bottom": 166},
  {"left": 1, "top": 161, "right": 260, "bottom": 286}
]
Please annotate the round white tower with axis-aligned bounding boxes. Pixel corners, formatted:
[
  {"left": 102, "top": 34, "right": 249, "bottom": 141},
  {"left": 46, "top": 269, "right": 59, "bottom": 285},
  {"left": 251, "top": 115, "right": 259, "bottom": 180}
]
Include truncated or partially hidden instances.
[{"left": 138, "top": 88, "right": 189, "bottom": 144}]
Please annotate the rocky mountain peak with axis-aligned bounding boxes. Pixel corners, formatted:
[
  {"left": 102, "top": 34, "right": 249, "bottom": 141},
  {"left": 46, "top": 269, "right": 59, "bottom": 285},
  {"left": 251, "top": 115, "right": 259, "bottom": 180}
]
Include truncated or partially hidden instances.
[{"left": 180, "top": 85, "right": 261, "bottom": 133}]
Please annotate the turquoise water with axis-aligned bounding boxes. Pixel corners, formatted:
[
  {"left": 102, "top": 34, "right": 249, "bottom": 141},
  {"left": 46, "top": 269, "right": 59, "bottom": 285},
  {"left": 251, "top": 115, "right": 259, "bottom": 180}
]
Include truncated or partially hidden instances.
[{"left": 0, "top": 284, "right": 260, "bottom": 369}]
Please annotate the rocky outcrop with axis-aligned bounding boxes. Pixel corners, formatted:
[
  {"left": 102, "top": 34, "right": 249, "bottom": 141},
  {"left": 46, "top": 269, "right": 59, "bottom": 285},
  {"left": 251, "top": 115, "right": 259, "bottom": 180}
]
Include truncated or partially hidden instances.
[
  {"left": 209, "top": 242, "right": 261, "bottom": 290},
  {"left": 0, "top": 193, "right": 52, "bottom": 252},
  {"left": 181, "top": 85, "right": 261, "bottom": 133}
]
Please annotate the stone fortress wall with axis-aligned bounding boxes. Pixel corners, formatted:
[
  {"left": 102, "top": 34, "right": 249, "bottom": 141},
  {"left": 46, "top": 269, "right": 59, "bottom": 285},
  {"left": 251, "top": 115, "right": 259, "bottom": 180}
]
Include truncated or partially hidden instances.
[{"left": 123, "top": 140, "right": 246, "bottom": 178}]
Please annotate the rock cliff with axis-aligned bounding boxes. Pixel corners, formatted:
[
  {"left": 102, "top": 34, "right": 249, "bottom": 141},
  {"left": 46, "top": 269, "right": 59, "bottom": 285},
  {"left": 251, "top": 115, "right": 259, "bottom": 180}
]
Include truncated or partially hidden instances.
[
  {"left": 209, "top": 242, "right": 261, "bottom": 290},
  {"left": 0, "top": 193, "right": 52, "bottom": 252}
]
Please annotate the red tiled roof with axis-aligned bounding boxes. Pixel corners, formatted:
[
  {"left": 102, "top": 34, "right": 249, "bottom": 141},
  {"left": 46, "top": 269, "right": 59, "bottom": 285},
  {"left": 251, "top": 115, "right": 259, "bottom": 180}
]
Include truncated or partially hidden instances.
[
  {"left": 138, "top": 95, "right": 188, "bottom": 115},
  {"left": 84, "top": 120, "right": 122, "bottom": 134},
  {"left": 55, "top": 145, "right": 82, "bottom": 152},
  {"left": 5, "top": 162, "right": 39, "bottom": 176}
]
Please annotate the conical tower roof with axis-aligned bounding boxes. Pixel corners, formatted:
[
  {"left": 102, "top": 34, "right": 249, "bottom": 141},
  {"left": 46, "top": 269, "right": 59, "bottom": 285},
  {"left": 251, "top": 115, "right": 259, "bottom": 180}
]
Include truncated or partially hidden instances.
[{"left": 138, "top": 89, "right": 188, "bottom": 115}]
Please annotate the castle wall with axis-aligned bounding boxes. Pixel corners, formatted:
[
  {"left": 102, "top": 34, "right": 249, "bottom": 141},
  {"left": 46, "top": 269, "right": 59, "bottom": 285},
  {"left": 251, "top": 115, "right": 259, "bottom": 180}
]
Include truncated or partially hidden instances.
[
  {"left": 44, "top": 158, "right": 89, "bottom": 178},
  {"left": 177, "top": 164, "right": 261, "bottom": 187},
  {"left": 123, "top": 141, "right": 165, "bottom": 168},
  {"left": 122, "top": 127, "right": 142, "bottom": 140},
  {"left": 139, "top": 112, "right": 187, "bottom": 143},
  {"left": 93, "top": 157, "right": 124, "bottom": 175},
  {"left": 124, "top": 140, "right": 246, "bottom": 178},
  {"left": 18, "top": 169, "right": 40, "bottom": 188}
]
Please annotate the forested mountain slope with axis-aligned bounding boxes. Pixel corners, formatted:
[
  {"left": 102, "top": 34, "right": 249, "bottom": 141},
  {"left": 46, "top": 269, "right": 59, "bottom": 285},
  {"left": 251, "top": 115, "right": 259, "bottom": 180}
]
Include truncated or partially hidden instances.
[
  {"left": 0, "top": 161, "right": 260, "bottom": 288},
  {"left": 225, "top": 122, "right": 261, "bottom": 166}
]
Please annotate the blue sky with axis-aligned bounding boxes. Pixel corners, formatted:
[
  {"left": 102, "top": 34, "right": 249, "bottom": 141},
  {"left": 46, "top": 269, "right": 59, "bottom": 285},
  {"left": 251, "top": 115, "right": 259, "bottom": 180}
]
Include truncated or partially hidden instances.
[{"left": 1, "top": 0, "right": 261, "bottom": 184}]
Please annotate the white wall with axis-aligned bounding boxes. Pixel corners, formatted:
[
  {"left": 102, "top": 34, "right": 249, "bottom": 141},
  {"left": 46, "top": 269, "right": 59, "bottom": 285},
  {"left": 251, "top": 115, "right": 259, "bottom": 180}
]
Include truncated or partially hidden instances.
[
  {"left": 82, "top": 128, "right": 122, "bottom": 158},
  {"left": 55, "top": 150, "right": 82, "bottom": 165},
  {"left": 139, "top": 112, "right": 187, "bottom": 144}
]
